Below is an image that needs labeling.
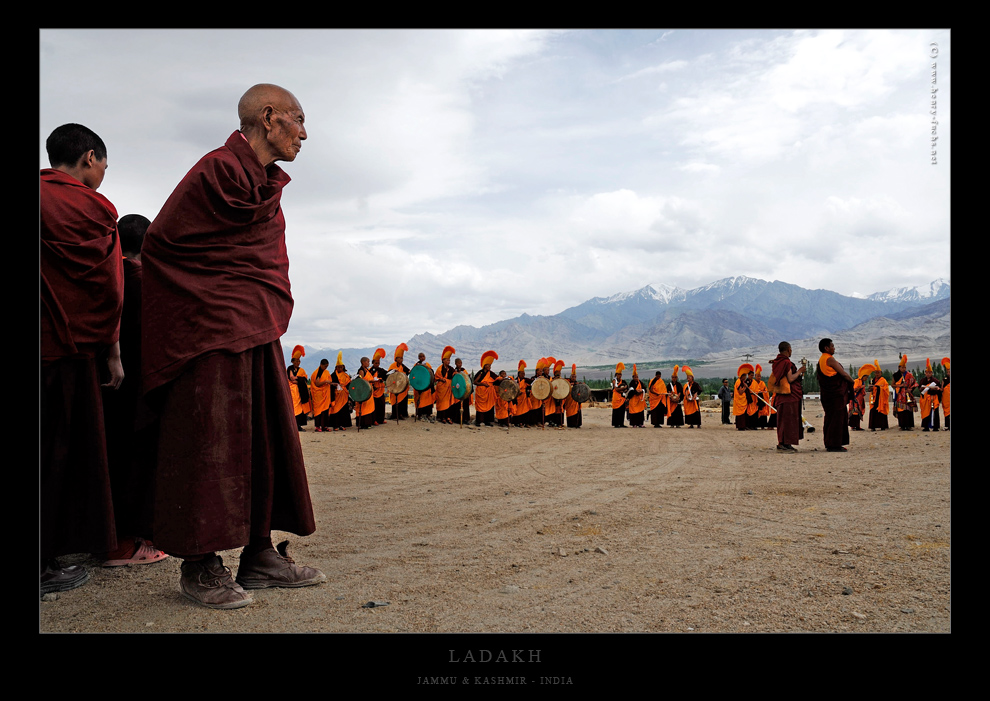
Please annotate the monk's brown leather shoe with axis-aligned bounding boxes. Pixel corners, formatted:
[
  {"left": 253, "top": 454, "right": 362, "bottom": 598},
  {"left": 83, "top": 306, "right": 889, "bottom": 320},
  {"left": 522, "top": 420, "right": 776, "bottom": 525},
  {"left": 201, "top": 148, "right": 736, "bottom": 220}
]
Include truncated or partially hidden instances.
[
  {"left": 180, "top": 555, "right": 253, "bottom": 609},
  {"left": 236, "top": 540, "right": 326, "bottom": 590}
]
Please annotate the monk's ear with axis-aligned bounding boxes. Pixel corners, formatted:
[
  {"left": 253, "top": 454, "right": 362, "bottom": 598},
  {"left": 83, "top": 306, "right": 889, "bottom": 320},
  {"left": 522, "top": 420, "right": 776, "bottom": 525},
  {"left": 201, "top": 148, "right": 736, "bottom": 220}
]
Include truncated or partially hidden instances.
[
  {"left": 261, "top": 105, "right": 277, "bottom": 133},
  {"left": 76, "top": 149, "right": 97, "bottom": 170}
]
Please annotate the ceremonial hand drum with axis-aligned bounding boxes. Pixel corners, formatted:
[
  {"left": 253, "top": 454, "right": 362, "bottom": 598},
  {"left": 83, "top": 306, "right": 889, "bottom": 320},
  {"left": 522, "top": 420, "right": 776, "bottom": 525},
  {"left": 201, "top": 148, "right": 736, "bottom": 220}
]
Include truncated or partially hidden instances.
[
  {"left": 452, "top": 371, "right": 473, "bottom": 400},
  {"left": 409, "top": 364, "right": 434, "bottom": 391},
  {"left": 570, "top": 382, "right": 591, "bottom": 403},
  {"left": 348, "top": 376, "right": 372, "bottom": 402},
  {"left": 530, "top": 377, "right": 552, "bottom": 401},
  {"left": 551, "top": 378, "right": 571, "bottom": 400},
  {"left": 498, "top": 377, "right": 520, "bottom": 402},
  {"left": 386, "top": 372, "right": 408, "bottom": 395}
]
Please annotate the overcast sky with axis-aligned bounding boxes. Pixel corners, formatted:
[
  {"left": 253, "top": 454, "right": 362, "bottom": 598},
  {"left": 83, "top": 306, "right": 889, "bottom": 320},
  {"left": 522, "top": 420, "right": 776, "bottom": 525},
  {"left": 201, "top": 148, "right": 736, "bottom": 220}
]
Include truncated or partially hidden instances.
[{"left": 41, "top": 29, "right": 950, "bottom": 352}]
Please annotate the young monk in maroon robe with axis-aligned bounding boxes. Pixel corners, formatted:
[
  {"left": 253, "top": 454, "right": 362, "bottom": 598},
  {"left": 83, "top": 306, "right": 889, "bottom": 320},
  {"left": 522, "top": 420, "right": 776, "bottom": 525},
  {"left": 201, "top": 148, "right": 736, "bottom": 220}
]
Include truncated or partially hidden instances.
[
  {"left": 100, "top": 214, "right": 167, "bottom": 567},
  {"left": 41, "top": 123, "right": 123, "bottom": 595},
  {"left": 142, "top": 85, "right": 324, "bottom": 610},
  {"left": 771, "top": 341, "right": 806, "bottom": 452}
]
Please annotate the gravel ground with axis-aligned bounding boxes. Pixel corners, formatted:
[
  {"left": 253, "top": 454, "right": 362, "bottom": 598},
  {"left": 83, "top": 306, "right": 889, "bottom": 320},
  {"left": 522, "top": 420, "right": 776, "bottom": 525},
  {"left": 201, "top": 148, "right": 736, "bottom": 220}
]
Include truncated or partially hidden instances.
[{"left": 40, "top": 400, "right": 950, "bottom": 636}]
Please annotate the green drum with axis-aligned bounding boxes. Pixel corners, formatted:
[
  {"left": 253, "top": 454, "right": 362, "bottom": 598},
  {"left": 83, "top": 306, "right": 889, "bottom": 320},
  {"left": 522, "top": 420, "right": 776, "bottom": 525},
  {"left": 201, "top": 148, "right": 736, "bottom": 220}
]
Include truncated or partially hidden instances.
[
  {"left": 409, "top": 364, "right": 434, "bottom": 391},
  {"left": 452, "top": 371, "right": 473, "bottom": 400},
  {"left": 348, "top": 376, "right": 372, "bottom": 402}
]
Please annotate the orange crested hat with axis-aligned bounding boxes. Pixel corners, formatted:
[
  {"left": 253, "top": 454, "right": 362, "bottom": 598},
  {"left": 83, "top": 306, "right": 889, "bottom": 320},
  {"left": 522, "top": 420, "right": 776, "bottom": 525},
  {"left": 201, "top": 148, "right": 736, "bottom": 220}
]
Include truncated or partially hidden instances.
[
  {"left": 518, "top": 359, "right": 527, "bottom": 372},
  {"left": 554, "top": 359, "right": 565, "bottom": 373},
  {"left": 480, "top": 350, "right": 498, "bottom": 367},
  {"left": 671, "top": 364, "right": 680, "bottom": 378},
  {"left": 737, "top": 363, "right": 754, "bottom": 377},
  {"left": 874, "top": 359, "right": 881, "bottom": 373},
  {"left": 858, "top": 363, "right": 876, "bottom": 379},
  {"left": 373, "top": 348, "right": 386, "bottom": 362},
  {"left": 615, "top": 362, "right": 625, "bottom": 374},
  {"left": 682, "top": 365, "right": 693, "bottom": 377},
  {"left": 755, "top": 364, "right": 763, "bottom": 375},
  {"left": 291, "top": 344, "right": 305, "bottom": 360},
  {"left": 394, "top": 343, "right": 408, "bottom": 359},
  {"left": 898, "top": 354, "right": 907, "bottom": 368},
  {"left": 632, "top": 364, "right": 639, "bottom": 376},
  {"left": 571, "top": 363, "right": 576, "bottom": 378},
  {"left": 442, "top": 345, "right": 456, "bottom": 360},
  {"left": 941, "top": 356, "right": 950, "bottom": 372}
]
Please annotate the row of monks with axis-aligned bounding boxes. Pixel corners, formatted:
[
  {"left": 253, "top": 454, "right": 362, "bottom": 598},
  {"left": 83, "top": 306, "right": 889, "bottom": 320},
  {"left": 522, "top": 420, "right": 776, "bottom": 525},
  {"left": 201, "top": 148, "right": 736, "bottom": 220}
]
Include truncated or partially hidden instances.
[
  {"left": 846, "top": 355, "right": 950, "bottom": 432},
  {"left": 732, "top": 354, "right": 951, "bottom": 434},
  {"left": 286, "top": 344, "right": 587, "bottom": 430},
  {"left": 283, "top": 344, "right": 711, "bottom": 431},
  {"left": 286, "top": 341, "right": 951, "bottom": 435},
  {"left": 609, "top": 362, "right": 703, "bottom": 428}
]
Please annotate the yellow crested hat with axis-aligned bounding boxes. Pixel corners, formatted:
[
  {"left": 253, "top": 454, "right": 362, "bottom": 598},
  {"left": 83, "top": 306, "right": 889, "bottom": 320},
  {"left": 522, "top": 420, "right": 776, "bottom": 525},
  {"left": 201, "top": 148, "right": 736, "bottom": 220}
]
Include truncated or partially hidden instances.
[
  {"left": 737, "top": 363, "right": 754, "bottom": 377},
  {"left": 442, "top": 345, "right": 456, "bottom": 360},
  {"left": 291, "top": 344, "right": 305, "bottom": 360}
]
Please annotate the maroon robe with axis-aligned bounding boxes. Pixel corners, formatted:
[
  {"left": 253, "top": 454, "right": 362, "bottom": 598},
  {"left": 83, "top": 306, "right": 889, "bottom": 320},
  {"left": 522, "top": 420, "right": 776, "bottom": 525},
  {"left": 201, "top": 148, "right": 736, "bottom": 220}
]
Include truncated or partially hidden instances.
[
  {"left": 142, "top": 131, "right": 315, "bottom": 556},
  {"left": 40, "top": 169, "right": 122, "bottom": 557},
  {"left": 102, "top": 257, "right": 157, "bottom": 539},
  {"left": 816, "top": 356, "right": 850, "bottom": 449},
  {"left": 41, "top": 169, "right": 122, "bottom": 359},
  {"left": 771, "top": 353, "right": 802, "bottom": 446}
]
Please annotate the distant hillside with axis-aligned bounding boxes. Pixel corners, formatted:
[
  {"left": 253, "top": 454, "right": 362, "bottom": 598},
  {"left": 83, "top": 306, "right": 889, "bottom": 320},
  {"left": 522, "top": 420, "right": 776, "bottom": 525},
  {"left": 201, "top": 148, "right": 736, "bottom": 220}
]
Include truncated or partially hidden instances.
[{"left": 290, "top": 277, "right": 950, "bottom": 374}]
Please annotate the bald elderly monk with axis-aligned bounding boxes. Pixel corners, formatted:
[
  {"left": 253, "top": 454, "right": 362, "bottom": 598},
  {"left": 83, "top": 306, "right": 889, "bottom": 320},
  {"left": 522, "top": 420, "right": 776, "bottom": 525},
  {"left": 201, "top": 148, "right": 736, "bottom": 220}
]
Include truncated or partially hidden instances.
[
  {"left": 142, "top": 85, "right": 324, "bottom": 609},
  {"left": 41, "top": 123, "right": 123, "bottom": 595}
]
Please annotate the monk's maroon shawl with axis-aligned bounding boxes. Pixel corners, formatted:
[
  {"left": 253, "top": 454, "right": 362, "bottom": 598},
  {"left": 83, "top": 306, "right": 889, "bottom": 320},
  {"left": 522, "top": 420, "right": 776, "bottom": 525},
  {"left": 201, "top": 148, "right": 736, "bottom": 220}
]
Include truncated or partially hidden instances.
[
  {"left": 141, "top": 132, "right": 293, "bottom": 392},
  {"left": 770, "top": 353, "right": 801, "bottom": 404},
  {"left": 40, "top": 169, "right": 122, "bottom": 359}
]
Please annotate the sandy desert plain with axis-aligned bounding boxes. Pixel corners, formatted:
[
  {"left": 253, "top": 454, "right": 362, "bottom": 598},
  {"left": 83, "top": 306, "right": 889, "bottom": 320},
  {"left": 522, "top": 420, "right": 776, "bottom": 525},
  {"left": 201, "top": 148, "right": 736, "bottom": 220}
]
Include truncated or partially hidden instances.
[{"left": 40, "top": 399, "right": 950, "bottom": 637}]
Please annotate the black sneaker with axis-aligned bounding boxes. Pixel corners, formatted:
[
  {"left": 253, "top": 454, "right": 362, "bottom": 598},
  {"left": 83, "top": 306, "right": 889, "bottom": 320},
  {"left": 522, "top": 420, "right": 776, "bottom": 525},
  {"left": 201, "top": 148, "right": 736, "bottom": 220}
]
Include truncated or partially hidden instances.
[{"left": 41, "top": 559, "right": 90, "bottom": 596}]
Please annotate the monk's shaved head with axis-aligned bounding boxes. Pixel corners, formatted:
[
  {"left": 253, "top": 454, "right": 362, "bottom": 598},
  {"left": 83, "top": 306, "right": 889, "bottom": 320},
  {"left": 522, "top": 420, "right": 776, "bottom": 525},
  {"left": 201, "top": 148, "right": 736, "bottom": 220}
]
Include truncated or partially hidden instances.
[
  {"left": 238, "top": 84, "right": 300, "bottom": 129},
  {"left": 237, "top": 83, "right": 307, "bottom": 167}
]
